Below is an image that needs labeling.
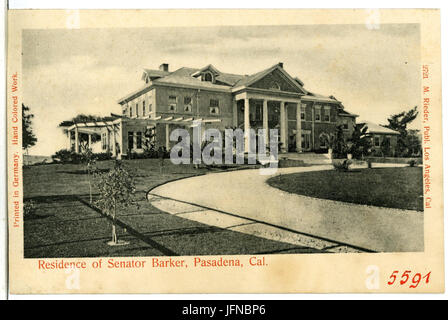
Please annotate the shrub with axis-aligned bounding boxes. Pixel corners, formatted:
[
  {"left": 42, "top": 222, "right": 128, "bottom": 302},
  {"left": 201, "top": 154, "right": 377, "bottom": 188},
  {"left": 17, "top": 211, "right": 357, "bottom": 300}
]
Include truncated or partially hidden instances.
[
  {"left": 23, "top": 200, "right": 36, "bottom": 218},
  {"left": 408, "top": 159, "right": 417, "bottom": 167},
  {"left": 333, "top": 159, "right": 352, "bottom": 171},
  {"left": 94, "top": 152, "right": 113, "bottom": 161},
  {"left": 51, "top": 149, "right": 83, "bottom": 164}
]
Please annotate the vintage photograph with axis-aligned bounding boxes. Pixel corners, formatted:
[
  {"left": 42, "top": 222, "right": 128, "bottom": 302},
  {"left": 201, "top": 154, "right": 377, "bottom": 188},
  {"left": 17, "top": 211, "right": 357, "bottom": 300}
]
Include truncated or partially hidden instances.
[{"left": 21, "top": 22, "right": 424, "bottom": 259}]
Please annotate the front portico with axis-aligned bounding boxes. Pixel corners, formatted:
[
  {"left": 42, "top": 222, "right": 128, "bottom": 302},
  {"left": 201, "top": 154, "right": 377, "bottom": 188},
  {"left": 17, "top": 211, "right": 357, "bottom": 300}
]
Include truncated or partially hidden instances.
[{"left": 233, "top": 90, "right": 303, "bottom": 153}]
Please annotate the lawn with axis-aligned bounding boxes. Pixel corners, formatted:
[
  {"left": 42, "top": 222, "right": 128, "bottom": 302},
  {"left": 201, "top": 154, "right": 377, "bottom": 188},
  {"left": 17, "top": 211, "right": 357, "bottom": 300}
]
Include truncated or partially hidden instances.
[
  {"left": 24, "top": 159, "right": 322, "bottom": 258},
  {"left": 267, "top": 167, "right": 423, "bottom": 211}
]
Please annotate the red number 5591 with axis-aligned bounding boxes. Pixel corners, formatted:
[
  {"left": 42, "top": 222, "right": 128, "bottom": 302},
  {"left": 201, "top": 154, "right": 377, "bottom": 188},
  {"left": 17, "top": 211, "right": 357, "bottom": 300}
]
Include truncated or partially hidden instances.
[{"left": 387, "top": 271, "right": 431, "bottom": 288}]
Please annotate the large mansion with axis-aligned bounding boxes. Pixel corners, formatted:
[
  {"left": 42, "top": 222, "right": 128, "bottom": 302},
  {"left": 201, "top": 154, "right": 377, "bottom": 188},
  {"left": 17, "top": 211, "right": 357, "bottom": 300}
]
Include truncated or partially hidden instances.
[{"left": 62, "top": 62, "right": 360, "bottom": 157}]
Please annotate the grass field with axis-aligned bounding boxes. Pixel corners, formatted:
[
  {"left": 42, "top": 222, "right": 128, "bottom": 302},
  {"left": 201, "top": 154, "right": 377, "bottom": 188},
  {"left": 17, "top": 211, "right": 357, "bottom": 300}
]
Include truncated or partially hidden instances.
[
  {"left": 267, "top": 167, "right": 423, "bottom": 211},
  {"left": 24, "top": 159, "right": 321, "bottom": 258}
]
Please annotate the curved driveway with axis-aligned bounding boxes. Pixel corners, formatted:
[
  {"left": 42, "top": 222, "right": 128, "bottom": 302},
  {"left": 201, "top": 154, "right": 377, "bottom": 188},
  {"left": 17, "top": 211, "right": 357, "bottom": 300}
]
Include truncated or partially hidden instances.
[{"left": 149, "top": 165, "right": 423, "bottom": 252}]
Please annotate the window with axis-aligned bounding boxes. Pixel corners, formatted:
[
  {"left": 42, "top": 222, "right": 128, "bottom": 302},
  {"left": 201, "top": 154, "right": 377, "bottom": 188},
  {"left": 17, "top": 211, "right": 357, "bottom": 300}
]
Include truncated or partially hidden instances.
[
  {"left": 315, "top": 105, "right": 321, "bottom": 121},
  {"left": 128, "top": 131, "right": 134, "bottom": 150},
  {"left": 136, "top": 132, "right": 142, "bottom": 149},
  {"left": 143, "top": 101, "right": 146, "bottom": 116},
  {"left": 203, "top": 72, "right": 213, "bottom": 82},
  {"left": 101, "top": 133, "right": 107, "bottom": 150},
  {"left": 374, "top": 136, "right": 380, "bottom": 147},
  {"left": 149, "top": 104, "right": 152, "bottom": 112},
  {"left": 129, "top": 106, "right": 133, "bottom": 118},
  {"left": 343, "top": 119, "right": 349, "bottom": 130},
  {"left": 320, "top": 138, "right": 327, "bottom": 148},
  {"left": 301, "top": 104, "right": 306, "bottom": 120},
  {"left": 136, "top": 103, "right": 139, "bottom": 117},
  {"left": 323, "top": 107, "right": 330, "bottom": 122},
  {"left": 169, "top": 95, "right": 177, "bottom": 111},
  {"left": 209, "top": 99, "right": 220, "bottom": 115},
  {"left": 184, "top": 97, "right": 192, "bottom": 112},
  {"left": 210, "top": 99, "right": 219, "bottom": 107},
  {"left": 210, "top": 107, "right": 220, "bottom": 115},
  {"left": 184, "top": 96, "right": 192, "bottom": 105},
  {"left": 122, "top": 107, "right": 127, "bottom": 115}
]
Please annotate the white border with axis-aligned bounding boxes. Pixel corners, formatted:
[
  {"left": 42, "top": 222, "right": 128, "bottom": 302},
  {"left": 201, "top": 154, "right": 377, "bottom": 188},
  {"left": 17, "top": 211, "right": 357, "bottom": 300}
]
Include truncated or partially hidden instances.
[{"left": 2, "top": 0, "right": 447, "bottom": 300}]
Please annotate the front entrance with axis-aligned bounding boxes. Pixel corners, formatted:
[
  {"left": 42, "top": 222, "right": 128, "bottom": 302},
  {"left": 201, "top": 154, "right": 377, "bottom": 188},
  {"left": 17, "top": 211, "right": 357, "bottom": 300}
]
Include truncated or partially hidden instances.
[{"left": 301, "top": 131, "right": 312, "bottom": 151}]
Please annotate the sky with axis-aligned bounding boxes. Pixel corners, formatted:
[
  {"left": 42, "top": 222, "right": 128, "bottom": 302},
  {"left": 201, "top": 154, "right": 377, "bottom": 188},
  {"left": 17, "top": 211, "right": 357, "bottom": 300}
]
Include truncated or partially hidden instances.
[{"left": 23, "top": 24, "right": 421, "bottom": 156}]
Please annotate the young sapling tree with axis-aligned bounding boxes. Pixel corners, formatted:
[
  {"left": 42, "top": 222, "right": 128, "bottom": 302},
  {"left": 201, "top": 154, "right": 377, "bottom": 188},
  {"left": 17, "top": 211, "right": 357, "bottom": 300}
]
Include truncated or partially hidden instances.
[{"left": 94, "top": 161, "right": 138, "bottom": 246}]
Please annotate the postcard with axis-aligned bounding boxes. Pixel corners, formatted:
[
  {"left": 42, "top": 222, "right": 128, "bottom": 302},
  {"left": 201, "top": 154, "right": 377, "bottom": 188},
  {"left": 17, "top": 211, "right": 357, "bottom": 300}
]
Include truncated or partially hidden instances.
[{"left": 6, "top": 9, "right": 444, "bottom": 293}]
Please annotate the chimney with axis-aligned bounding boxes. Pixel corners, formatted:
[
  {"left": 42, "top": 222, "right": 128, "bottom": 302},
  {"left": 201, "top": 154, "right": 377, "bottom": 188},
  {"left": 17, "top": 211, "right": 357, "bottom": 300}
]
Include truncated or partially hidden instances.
[
  {"left": 278, "top": 62, "right": 284, "bottom": 68},
  {"left": 159, "top": 63, "right": 169, "bottom": 72}
]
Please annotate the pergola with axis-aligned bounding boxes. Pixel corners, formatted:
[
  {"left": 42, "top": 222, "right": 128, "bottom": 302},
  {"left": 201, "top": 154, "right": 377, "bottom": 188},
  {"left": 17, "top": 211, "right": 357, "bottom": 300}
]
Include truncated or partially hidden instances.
[{"left": 64, "top": 115, "right": 221, "bottom": 155}]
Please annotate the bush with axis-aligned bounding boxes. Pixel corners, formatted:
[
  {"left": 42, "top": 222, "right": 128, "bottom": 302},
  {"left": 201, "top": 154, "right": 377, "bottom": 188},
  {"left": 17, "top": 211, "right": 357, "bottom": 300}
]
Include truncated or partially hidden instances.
[
  {"left": 52, "top": 149, "right": 114, "bottom": 164},
  {"left": 23, "top": 200, "right": 36, "bottom": 218},
  {"left": 129, "top": 149, "right": 166, "bottom": 159},
  {"left": 408, "top": 159, "right": 417, "bottom": 167},
  {"left": 51, "top": 149, "right": 83, "bottom": 164},
  {"left": 94, "top": 152, "right": 113, "bottom": 161},
  {"left": 332, "top": 159, "right": 352, "bottom": 171}
]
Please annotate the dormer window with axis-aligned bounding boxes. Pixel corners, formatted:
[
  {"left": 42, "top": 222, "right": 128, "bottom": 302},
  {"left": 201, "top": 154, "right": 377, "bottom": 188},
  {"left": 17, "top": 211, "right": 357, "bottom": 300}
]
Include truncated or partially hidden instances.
[{"left": 203, "top": 72, "right": 213, "bottom": 82}]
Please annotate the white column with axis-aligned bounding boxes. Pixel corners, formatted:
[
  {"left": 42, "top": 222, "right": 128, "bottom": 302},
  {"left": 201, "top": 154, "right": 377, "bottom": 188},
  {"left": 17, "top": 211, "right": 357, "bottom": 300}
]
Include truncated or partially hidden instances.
[
  {"left": 296, "top": 101, "right": 302, "bottom": 152},
  {"left": 112, "top": 126, "right": 117, "bottom": 156},
  {"left": 311, "top": 103, "right": 315, "bottom": 150},
  {"left": 280, "top": 101, "right": 286, "bottom": 152},
  {"left": 67, "top": 129, "right": 71, "bottom": 150},
  {"left": 263, "top": 99, "right": 268, "bottom": 146},
  {"left": 165, "top": 123, "right": 170, "bottom": 150},
  {"left": 244, "top": 98, "right": 250, "bottom": 152},
  {"left": 74, "top": 126, "right": 79, "bottom": 153},
  {"left": 233, "top": 99, "right": 238, "bottom": 127}
]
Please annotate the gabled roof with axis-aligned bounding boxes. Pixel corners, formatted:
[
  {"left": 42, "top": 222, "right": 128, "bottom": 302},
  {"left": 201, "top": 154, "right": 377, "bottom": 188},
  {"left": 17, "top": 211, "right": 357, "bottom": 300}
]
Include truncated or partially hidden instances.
[
  {"left": 359, "top": 121, "right": 400, "bottom": 135},
  {"left": 191, "top": 64, "right": 221, "bottom": 77},
  {"left": 123, "top": 63, "right": 341, "bottom": 103},
  {"left": 231, "top": 63, "right": 307, "bottom": 95},
  {"left": 153, "top": 67, "right": 232, "bottom": 91}
]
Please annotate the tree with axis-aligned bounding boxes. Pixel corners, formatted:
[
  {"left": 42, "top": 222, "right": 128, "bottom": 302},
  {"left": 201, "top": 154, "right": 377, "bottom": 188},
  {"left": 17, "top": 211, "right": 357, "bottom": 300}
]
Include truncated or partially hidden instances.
[
  {"left": 22, "top": 104, "right": 37, "bottom": 153},
  {"left": 348, "top": 124, "right": 372, "bottom": 159},
  {"left": 385, "top": 106, "right": 418, "bottom": 134},
  {"left": 384, "top": 106, "right": 420, "bottom": 156},
  {"left": 94, "top": 161, "right": 138, "bottom": 245},
  {"left": 319, "top": 125, "right": 347, "bottom": 158},
  {"left": 404, "top": 129, "right": 422, "bottom": 156}
]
